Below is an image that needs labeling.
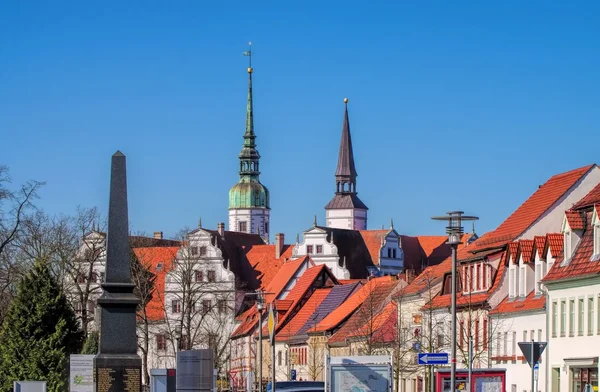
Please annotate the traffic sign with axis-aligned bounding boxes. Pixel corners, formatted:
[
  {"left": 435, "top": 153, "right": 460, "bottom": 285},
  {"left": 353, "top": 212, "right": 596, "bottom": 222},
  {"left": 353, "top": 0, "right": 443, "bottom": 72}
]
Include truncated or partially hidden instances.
[
  {"left": 268, "top": 303, "right": 277, "bottom": 343},
  {"left": 534, "top": 363, "right": 539, "bottom": 381},
  {"left": 518, "top": 342, "right": 547, "bottom": 368},
  {"left": 418, "top": 353, "right": 449, "bottom": 365},
  {"left": 291, "top": 369, "right": 297, "bottom": 380}
]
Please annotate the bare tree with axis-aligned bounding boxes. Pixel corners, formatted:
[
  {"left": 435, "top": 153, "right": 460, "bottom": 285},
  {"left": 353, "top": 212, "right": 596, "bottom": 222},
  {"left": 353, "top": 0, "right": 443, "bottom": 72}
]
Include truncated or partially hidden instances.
[
  {"left": 0, "top": 166, "right": 44, "bottom": 321},
  {"left": 158, "top": 228, "right": 236, "bottom": 376}
]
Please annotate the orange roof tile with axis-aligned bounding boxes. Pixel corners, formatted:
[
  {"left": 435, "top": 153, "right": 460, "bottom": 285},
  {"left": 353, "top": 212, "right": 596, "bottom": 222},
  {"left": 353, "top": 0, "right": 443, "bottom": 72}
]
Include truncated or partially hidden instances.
[
  {"left": 471, "top": 164, "right": 595, "bottom": 251},
  {"left": 417, "top": 236, "right": 450, "bottom": 257},
  {"left": 508, "top": 242, "right": 519, "bottom": 262},
  {"left": 490, "top": 291, "right": 545, "bottom": 315},
  {"left": 533, "top": 236, "right": 546, "bottom": 258},
  {"left": 572, "top": 181, "right": 600, "bottom": 210},
  {"left": 339, "top": 279, "right": 365, "bottom": 285},
  {"left": 132, "top": 246, "right": 179, "bottom": 322},
  {"left": 565, "top": 210, "right": 585, "bottom": 230},
  {"left": 329, "top": 300, "right": 398, "bottom": 345},
  {"left": 518, "top": 240, "right": 534, "bottom": 263},
  {"left": 398, "top": 257, "right": 451, "bottom": 297},
  {"left": 546, "top": 233, "right": 564, "bottom": 258},
  {"left": 358, "top": 230, "right": 388, "bottom": 266},
  {"left": 245, "top": 244, "right": 295, "bottom": 290},
  {"left": 275, "top": 287, "right": 331, "bottom": 341},
  {"left": 312, "top": 276, "right": 402, "bottom": 333},
  {"left": 544, "top": 211, "right": 600, "bottom": 282}
]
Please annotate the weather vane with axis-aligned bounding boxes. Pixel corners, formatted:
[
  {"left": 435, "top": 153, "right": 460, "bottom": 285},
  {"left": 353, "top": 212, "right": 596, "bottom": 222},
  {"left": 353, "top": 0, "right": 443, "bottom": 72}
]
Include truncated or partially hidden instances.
[{"left": 242, "top": 41, "right": 252, "bottom": 69}]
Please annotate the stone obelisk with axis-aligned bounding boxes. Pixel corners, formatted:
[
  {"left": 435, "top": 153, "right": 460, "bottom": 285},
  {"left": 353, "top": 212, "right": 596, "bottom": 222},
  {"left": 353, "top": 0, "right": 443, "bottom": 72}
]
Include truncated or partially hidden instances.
[{"left": 94, "top": 151, "right": 142, "bottom": 392}]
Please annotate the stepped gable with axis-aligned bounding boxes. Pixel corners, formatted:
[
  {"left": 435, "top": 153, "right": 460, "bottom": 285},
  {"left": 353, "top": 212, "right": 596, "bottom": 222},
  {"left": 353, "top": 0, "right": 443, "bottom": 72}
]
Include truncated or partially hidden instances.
[{"left": 316, "top": 226, "right": 375, "bottom": 278}]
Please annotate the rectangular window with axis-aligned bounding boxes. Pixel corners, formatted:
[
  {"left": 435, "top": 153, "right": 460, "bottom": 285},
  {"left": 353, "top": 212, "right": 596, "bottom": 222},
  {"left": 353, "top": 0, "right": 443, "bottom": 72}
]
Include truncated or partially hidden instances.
[
  {"left": 496, "top": 332, "right": 501, "bottom": 356},
  {"left": 172, "top": 300, "right": 181, "bottom": 313},
  {"left": 520, "top": 266, "right": 525, "bottom": 296},
  {"left": 178, "top": 335, "right": 188, "bottom": 351},
  {"left": 393, "top": 249, "right": 397, "bottom": 258},
  {"left": 387, "top": 248, "right": 392, "bottom": 258},
  {"left": 476, "top": 264, "right": 481, "bottom": 290},
  {"left": 307, "top": 245, "right": 313, "bottom": 254},
  {"left": 483, "top": 264, "right": 488, "bottom": 289},
  {"left": 560, "top": 300, "right": 566, "bottom": 337},
  {"left": 218, "top": 299, "right": 228, "bottom": 314},
  {"left": 512, "top": 331, "right": 516, "bottom": 356},
  {"left": 578, "top": 298, "right": 584, "bottom": 336},
  {"left": 535, "top": 267, "right": 541, "bottom": 294},
  {"left": 475, "top": 319, "right": 480, "bottom": 348},
  {"left": 195, "top": 270, "right": 203, "bottom": 282},
  {"left": 470, "top": 265, "right": 475, "bottom": 292},
  {"left": 538, "top": 329, "right": 542, "bottom": 342},
  {"left": 277, "top": 351, "right": 282, "bottom": 366},
  {"left": 238, "top": 221, "right": 247, "bottom": 232},
  {"left": 552, "top": 301, "right": 558, "bottom": 337},
  {"left": 569, "top": 299, "right": 575, "bottom": 336},
  {"left": 509, "top": 269, "right": 515, "bottom": 297},
  {"left": 191, "top": 246, "right": 199, "bottom": 256},
  {"left": 437, "top": 334, "right": 444, "bottom": 348},
  {"left": 264, "top": 222, "right": 269, "bottom": 235},
  {"left": 503, "top": 332, "right": 508, "bottom": 355},
  {"left": 202, "top": 300, "right": 211, "bottom": 315},
  {"left": 207, "top": 270, "right": 216, "bottom": 282},
  {"left": 594, "top": 225, "right": 600, "bottom": 255},
  {"left": 460, "top": 320, "right": 464, "bottom": 349},
  {"left": 156, "top": 334, "right": 167, "bottom": 351},
  {"left": 523, "top": 330, "right": 527, "bottom": 343},
  {"left": 199, "top": 246, "right": 207, "bottom": 256},
  {"left": 589, "top": 297, "right": 595, "bottom": 335},
  {"left": 483, "top": 318, "right": 488, "bottom": 350},
  {"left": 316, "top": 245, "right": 323, "bottom": 254}
]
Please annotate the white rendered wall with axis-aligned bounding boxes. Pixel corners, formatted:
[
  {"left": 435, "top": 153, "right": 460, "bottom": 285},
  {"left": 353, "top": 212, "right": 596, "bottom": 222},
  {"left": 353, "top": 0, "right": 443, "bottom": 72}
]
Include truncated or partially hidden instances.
[
  {"left": 229, "top": 208, "right": 270, "bottom": 241},
  {"left": 292, "top": 227, "right": 350, "bottom": 280},
  {"left": 325, "top": 208, "right": 367, "bottom": 230}
]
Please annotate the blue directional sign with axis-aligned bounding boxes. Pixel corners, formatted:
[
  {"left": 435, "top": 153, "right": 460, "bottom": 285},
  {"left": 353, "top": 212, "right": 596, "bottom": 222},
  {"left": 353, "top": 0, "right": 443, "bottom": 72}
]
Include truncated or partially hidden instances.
[{"left": 418, "top": 352, "right": 449, "bottom": 365}]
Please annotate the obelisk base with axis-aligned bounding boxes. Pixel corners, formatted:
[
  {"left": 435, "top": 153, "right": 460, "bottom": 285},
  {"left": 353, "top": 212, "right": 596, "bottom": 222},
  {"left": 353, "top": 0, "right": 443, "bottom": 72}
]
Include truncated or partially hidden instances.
[{"left": 94, "top": 355, "right": 142, "bottom": 392}]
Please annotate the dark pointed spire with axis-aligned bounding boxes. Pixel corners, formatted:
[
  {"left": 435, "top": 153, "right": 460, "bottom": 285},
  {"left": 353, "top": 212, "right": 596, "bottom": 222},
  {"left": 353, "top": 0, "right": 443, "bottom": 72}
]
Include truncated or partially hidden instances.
[{"left": 335, "top": 98, "right": 358, "bottom": 194}]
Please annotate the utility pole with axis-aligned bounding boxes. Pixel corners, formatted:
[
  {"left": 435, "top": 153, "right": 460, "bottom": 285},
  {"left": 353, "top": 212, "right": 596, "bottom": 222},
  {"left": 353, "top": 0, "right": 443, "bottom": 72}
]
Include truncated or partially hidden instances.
[
  {"left": 531, "top": 339, "right": 535, "bottom": 392},
  {"left": 257, "top": 292, "right": 264, "bottom": 392}
]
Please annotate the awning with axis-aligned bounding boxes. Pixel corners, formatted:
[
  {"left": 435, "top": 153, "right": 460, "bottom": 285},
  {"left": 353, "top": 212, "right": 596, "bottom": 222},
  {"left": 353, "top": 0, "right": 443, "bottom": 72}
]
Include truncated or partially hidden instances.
[{"left": 564, "top": 357, "right": 599, "bottom": 367}]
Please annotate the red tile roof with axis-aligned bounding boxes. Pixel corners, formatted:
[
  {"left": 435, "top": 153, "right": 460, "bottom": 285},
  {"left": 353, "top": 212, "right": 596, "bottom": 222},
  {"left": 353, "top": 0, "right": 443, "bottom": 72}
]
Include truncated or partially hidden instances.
[
  {"left": 245, "top": 244, "right": 295, "bottom": 289},
  {"left": 132, "top": 246, "right": 180, "bottom": 321},
  {"left": 471, "top": 164, "right": 595, "bottom": 251},
  {"left": 565, "top": 210, "right": 585, "bottom": 230},
  {"left": 311, "top": 276, "right": 402, "bottom": 333},
  {"left": 398, "top": 257, "right": 451, "bottom": 297},
  {"left": 533, "top": 236, "right": 547, "bottom": 259},
  {"left": 417, "top": 236, "right": 450, "bottom": 258},
  {"left": 518, "top": 240, "right": 534, "bottom": 263},
  {"left": 546, "top": 233, "right": 564, "bottom": 258},
  {"left": 543, "top": 211, "right": 600, "bottom": 282},
  {"left": 572, "top": 181, "right": 600, "bottom": 210},
  {"left": 328, "top": 300, "right": 398, "bottom": 345},
  {"left": 359, "top": 230, "right": 388, "bottom": 265},
  {"left": 489, "top": 291, "right": 546, "bottom": 315},
  {"left": 508, "top": 242, "right": 519, "bottom": 263},
  {"left": 231, "top": 256, "right": 311, "bottom": 338},
  {"left": 275, "top": 287, "right": 332, "bottom": 341}
]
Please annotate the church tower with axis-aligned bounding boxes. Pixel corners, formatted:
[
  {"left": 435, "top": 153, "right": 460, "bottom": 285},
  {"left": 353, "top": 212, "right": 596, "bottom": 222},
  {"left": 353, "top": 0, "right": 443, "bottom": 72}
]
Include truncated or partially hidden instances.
[
  {"left": 325, "top": 98, "right": 368, "bottom": 230},
  {"left": 228, "top": 44, "right": 270, "bottom": 241}
]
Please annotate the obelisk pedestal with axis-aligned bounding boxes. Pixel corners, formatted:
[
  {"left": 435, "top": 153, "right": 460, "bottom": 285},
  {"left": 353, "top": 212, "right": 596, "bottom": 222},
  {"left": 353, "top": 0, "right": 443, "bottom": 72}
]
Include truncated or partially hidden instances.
[{"left": 94, "top": 151, "right": 142, "bottom": 392}]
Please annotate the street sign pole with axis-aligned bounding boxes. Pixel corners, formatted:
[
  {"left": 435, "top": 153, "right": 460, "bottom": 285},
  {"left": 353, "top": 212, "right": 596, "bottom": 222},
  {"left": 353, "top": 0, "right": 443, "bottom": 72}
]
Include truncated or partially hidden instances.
[
  {"left": 531, "top": 339, "right": 535, "bottom": 392},
  {"left": 534, "top": 363, "right": 539, "bottom": 392},
  {"left": 268, "top": 303, "right": 277, "bottom": 392}
]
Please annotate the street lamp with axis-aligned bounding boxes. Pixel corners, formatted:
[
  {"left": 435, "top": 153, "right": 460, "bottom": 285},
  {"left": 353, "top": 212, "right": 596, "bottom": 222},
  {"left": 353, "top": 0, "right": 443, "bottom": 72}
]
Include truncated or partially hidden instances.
[
  {"left": 432, "top": 211, "right": 478, "bottom": 392},
  {"left": 256, "top": 290, "right": 265, "bottom": 392}
]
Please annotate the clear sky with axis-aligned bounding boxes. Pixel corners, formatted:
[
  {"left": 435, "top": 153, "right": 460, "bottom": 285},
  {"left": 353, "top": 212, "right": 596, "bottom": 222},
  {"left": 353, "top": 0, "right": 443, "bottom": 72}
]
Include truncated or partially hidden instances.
[{"left": 1, "top": 1, "right": 599, "bottom": 241}]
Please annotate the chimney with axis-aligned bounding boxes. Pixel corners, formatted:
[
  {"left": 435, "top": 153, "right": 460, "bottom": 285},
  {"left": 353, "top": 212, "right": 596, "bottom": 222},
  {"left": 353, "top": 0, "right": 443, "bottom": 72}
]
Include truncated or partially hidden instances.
[
  {"left": 275, "top": 233, "right": 284, "bottom": 259},
  {"left": 217, "top": 222, "right": 225, "bottom": 236},
  {"left": 153, "top": 231, "right": 163, "bottom": 240}
]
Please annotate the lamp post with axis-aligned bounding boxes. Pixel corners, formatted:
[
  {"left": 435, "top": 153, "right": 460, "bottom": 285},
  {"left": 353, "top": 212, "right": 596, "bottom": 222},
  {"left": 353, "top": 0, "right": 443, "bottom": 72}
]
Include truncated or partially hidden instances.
[
  {"left": 432, "top": 211, "right": 478, "bottom": 392},
  {"left": 256, "top": 290, "right": 264, "bottom": 392}
]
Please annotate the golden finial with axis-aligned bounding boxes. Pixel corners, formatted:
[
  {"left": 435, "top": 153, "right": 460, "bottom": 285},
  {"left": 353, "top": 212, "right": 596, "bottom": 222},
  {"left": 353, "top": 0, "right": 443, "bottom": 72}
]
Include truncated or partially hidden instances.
[
  {"left": 248, "top": 67, "right": 253, "bottom": 73},
  {"left": 344, "top": 98, "right": 349, "bottom": 104}
]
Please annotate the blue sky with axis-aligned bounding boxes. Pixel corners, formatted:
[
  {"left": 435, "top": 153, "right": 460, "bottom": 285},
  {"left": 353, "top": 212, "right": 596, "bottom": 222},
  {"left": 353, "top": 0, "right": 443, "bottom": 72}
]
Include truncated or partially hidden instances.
[{"left": 1, "top": 1, "right": 599, "bottom": 241}]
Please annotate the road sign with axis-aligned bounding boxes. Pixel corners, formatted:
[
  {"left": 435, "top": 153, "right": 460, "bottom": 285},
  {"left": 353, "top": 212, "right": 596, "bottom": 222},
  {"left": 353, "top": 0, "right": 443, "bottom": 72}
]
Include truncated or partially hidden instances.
[
  {"left": 418, "top": 353, "right": 449, "bottom": 365},
  {"left": 291, "top": 369, "right": 297, "bottom": 380},
  {"left": 518, "top": 341, "right": 547, "bottom": 368},
  {"left": 268, "top": 303, "right": 277, "bottom": 343},
  {"left": 534, "top": 363, "right": 539, "bottom": 381}
]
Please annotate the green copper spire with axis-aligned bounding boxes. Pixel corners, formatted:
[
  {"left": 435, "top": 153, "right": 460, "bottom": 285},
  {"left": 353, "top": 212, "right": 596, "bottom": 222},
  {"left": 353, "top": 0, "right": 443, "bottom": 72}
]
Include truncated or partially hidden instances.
[{"left": 229, "top": 43, "right": 270, "bottom": 210}]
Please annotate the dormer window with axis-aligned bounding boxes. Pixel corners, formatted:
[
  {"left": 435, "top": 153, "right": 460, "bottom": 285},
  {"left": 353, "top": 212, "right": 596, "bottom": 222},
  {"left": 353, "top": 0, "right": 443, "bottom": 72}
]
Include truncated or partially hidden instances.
[
  {"left": 564, "top": 231, "right": 572, "bottom": 261},
  {"left": 593, "top": 216, "right": 600, "bottom": 260}
]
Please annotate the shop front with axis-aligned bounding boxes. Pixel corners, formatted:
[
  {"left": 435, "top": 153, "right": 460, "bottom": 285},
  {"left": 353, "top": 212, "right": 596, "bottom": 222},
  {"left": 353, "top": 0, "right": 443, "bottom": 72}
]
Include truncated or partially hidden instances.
[
  {"left": 565, "top": 358, "right": 599, "bottom": 392},
  {"left": 436, "top": 368, "right": 506, "bottom": 392}
]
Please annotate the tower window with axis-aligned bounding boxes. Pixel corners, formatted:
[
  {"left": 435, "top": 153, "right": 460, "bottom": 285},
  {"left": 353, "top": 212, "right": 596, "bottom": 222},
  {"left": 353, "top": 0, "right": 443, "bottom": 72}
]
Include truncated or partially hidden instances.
[
  {"left": 393, "top": 249, "right": 397, "bottom": 258},
  {"left": 264, "top": 222, "right": 269, "bottom": 234},
  {"left": 387, "top": 249, "right": 392, "bottom": 258},
  {"left": 238, "top": 221, "right": 247, "bottom": 232}
]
